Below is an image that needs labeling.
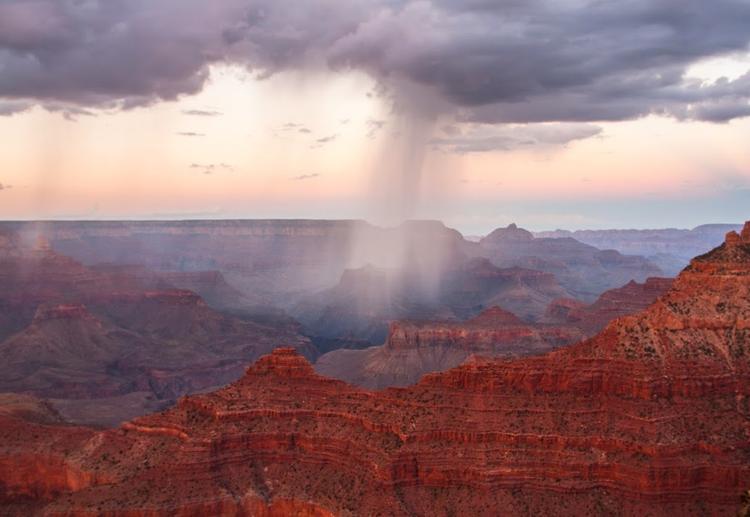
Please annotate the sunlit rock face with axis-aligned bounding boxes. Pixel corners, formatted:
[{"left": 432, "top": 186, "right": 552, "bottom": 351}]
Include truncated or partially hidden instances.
[
  {"left": 544, "top": 276, "right": 673, "bottom": 334},
  {"left": 1, "top": 224, "right": 749, "bottom": 516}
]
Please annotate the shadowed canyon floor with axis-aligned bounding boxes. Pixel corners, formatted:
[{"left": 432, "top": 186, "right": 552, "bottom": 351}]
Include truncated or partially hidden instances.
[{"left": 1, "top": 222, "right": 749, "bottom": 515}]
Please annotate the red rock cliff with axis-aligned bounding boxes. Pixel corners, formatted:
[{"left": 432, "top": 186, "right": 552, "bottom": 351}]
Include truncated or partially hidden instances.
[{"left": 2, "top": 224, "right": 750, "bottom": 516}]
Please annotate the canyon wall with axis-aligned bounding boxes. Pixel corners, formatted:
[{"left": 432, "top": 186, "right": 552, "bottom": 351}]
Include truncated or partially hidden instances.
[{"left": 2, "top": 223, "right": 749, "bottom": 515}]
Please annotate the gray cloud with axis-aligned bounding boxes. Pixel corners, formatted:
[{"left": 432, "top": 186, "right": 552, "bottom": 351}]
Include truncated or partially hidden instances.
[
  {"left": 316, "top": 134, "right": 337, "bottom": 143},
  {"left": 0, "top": 182, "right": 10, "bottom": 190},
  {"left": 190, "top": 162, "right": 233, "bottom": 174},
  {"left": 365, "top": 118, "right": 385, "bottom": 138},
  {"left": 0, "top": 1, "right": 749, "bottom": 123},
  {"left": 329, "top": 1, "right": 750, "bottom": 123},
  {"left": 177, "top": 131, "right": 205, "bottom": 137},
  {"left": 43, "top": 103, "right": 95, "bottom": 121},
  {"left": 182, "top": 109, "right": 222, "bottom": 116},
  {"left": 0, "top": 100, "right": 34, "bottom": 117},
  {"left": 291, "top": 173, "right": 321, "bottom": 180},
  {"left": 0, "top": 100, "right": 33, "bottom": 116},
  {"left": 313, "top": 134, "right": 338, "bottom": 147},
  {"left": 431, "top": 123, "right": 603, "bottom": 153}
]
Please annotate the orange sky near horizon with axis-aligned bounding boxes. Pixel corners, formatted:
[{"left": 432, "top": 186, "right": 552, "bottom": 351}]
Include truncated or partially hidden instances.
[{"left": 1, "top": 62, "right": 749, "bottom": 233}]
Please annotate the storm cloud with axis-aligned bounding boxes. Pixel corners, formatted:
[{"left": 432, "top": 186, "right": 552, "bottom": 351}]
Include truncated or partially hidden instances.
[
  {"left": 0, "top": 0, "right": 749, "bottom": 123},
  {"left": 0, "top": 100, "right": 32, "bottom": 116}
]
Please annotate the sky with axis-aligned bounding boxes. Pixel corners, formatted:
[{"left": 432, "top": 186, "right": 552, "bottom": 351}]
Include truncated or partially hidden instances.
[{"left": 0, "top": 0, "right": 749, "bottom": 234}]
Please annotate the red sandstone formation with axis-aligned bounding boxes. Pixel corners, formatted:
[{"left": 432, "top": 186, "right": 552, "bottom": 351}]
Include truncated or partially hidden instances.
[
  {"left": 2, "top": 223, "right": 749, "bottom": 515},
  {"left": 316, "top": 277, "right": 671, "bottom": 389},
  {"left": 0, "top": 394, "right": 66, "bottom": 425},
  {"left": 315, "top": 306, "right": 586, "bottom": 388},
  {"left": 545, "top": 276, "right": 673, "bottom": 334}
]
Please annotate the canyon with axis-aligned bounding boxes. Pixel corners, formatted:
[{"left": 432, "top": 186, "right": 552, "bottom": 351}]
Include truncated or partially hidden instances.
[
  {"left": 536, "top": 223, "right": 743, "bottom": 276},
  {"left": 0, "top": 220, "right": 667, "bottom": 427},
  {"left": 481, "top": 223, "right": 664, "bottom": 300},
  {"left": 1, "top": 222, "right": 749, "bottom": 516},
  {"left": 315, "top": 276, "right": 672, "bottom": 388},
  {"left": 0, "top": 220, "right": 665, "bottom": 346},
  {"left": 0, "top": 228, "right": 315, "bottom": 426},
  {"left": 294, "top": 258, "right": 572, "bottom": 346}
]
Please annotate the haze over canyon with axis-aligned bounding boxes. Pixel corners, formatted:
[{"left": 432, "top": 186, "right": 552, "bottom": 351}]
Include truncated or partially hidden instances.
[
  {"left": 2, "top": 0, "right": 750, "bottom": 515},
  {"left": 0, "top": 218, "right": 749, "bottom": 516}
]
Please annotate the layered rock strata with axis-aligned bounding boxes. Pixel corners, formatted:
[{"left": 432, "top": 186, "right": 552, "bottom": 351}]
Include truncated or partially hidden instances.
[{"left": 1, "top": 223, "right": 750, "bottom": 515}]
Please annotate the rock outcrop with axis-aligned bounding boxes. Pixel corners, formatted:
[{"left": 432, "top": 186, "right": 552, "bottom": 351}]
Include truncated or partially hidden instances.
[
  {"left": 316, "top": 276, "right": 673, "bottom": 389},
  {"left": 315, "top": 306, "right": 585, "bottom": 388},
  {"left": 2, "top": 224, "right": 749, "bottom": 515},
  {"left": 544, "top": 276, "right": 673, "bottom": 334},
  {"left": 480, "top": 223, "right": 664, "bottom": 300}
]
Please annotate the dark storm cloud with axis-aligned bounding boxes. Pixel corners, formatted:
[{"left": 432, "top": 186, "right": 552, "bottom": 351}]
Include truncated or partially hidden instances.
[
  {"left": 0, "top": 100, "right": 32, "bottom": 116},
  {"left": 327, "top": 0, "right": 750, "bottom": 123},
  {"left": 1, "top": 0, "right": 749, "bottom": 123},
  {"left": 0, "top": 0, "right": 238, "bottom": 107}
]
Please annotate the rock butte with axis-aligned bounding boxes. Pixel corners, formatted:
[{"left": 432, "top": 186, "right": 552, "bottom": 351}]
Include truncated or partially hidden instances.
[
  {"left": 479, "top": 223, "right": 664, "bottom": 300},
  {"left": 314, "top": 305, "right": 587, "bottom": 389},
  {"left": 1, "top": 222, "right": 750, "bottom": 515},
  {"left": 315, "top": 279, "right": 672, "bottom": 389},
  {"left": 545, "top": 276, "right": 673, "bottom": 335}
]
